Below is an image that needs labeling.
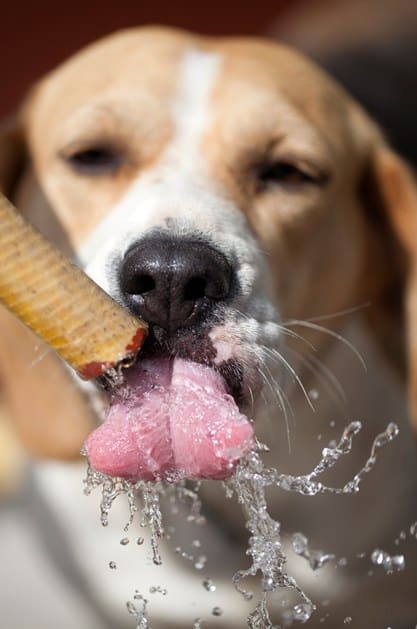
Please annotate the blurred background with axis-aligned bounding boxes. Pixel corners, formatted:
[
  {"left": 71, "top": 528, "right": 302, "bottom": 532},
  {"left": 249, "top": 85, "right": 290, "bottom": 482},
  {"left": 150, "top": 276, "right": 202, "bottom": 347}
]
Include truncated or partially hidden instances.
[{"left": 0, "top": 0, "right": 298, "bottom": 118}]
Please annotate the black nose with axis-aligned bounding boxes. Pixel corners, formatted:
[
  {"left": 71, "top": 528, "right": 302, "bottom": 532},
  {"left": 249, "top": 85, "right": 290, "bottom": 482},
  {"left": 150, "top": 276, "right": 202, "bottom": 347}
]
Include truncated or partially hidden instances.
[{"left": 119, "top": 234, "right": 232, "bottom": 331}]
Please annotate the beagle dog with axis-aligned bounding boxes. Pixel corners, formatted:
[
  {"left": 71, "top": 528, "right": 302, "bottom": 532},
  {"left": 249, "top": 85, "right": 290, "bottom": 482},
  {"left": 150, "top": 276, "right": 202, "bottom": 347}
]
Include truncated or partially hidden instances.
[{"left": 1, "top": 26, "right": 417, "bottom": 629}]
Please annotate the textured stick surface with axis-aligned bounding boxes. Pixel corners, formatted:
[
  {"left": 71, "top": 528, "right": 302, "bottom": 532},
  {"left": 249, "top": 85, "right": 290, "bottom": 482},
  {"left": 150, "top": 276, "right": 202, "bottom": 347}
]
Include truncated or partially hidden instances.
[{"left": 0, "top": 193, "right": 147, "bottom": 378}]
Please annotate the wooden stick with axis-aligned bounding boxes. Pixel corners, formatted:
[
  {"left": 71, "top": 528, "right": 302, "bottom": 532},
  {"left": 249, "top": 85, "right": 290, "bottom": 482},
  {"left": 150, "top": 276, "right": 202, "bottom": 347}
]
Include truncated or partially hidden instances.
[{"left": 0, "top": 192, "right": 147, "bottom": 379}]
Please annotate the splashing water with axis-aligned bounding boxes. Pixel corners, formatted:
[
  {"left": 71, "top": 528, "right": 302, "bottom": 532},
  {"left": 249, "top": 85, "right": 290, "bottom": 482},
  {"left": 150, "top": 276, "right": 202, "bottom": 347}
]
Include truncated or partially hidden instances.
[
  {"left": 225, "top": 421, "right": 399, "bottom": 627},
  {"left": 83, "top": 420, "right": 398, "bottom": 627},
  {"left": 126, "top": 591, "right": 150, "bottom": 629},
  {"left": 291, "top": 532, "right": 335, "bottom": 571},
  {"left": 370, "top": 549, "right": 406, "bottom": 573}
]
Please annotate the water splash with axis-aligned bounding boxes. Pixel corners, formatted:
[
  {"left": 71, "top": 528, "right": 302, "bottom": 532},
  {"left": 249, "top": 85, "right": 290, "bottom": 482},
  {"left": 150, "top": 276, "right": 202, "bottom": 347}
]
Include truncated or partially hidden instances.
[
  {"left": 370, "top": 549, "right": 405, "bottom": 573},
  {"left": 291, "top": 532, "right": 335, "bottom": 571},
  {"left": 225, "top": 421, "right": 399, "bottom": 627},
  {"left": 275, "top": 421, "right": 399, "bottom": 497},
  {"left": 126, "top": 591, "right": 150, "bottom": 629},
  {"left": 83, "top": 421, "right": 398, "bottom": 628},
  {"left": 83, "top": 468, "right": 204, "bottom": 567}
]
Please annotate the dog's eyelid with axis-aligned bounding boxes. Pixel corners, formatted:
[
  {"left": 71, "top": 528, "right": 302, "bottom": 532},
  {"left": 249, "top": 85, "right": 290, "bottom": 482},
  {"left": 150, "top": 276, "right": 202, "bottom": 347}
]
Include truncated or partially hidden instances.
[
  {"left": 256, "top": 158, "right": 330, "bottom": 189},
  {"left": 273, "top": 151, "right": 331, "bottom": 182},
  {"left": 58, "top": 142, "right": 126, "bottom": 176}
]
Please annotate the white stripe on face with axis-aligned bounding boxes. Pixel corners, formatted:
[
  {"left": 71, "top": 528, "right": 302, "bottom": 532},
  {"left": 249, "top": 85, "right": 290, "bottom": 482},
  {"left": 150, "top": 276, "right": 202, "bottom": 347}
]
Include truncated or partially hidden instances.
[
  {"left": 80, "top": 48, "right": 274, "bottom": 327},
  {"left": 168, "top": 50, "right": 221, "bottom": 174}
]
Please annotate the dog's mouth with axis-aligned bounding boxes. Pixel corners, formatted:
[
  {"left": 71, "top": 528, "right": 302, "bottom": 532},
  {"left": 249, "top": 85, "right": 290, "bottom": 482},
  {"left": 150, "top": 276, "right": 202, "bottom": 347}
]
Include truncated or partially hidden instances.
[{"left": 84, "top": 326, "right": 255, "bottom": 482}]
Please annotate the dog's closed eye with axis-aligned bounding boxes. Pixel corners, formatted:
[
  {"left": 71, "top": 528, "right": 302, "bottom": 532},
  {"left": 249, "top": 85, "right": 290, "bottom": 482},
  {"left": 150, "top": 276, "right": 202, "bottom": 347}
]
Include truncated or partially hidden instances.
[
  {"left": 62, "top": 145, "right": 124, "bottom": 176},
  {"left": 256, "top": 160, "right": 329, "bottom": 190}
]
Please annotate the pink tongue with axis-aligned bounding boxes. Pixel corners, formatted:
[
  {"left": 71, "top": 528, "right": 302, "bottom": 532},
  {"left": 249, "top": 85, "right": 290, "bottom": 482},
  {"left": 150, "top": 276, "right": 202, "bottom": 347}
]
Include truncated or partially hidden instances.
[{"left": 84, "top": 358, "right": 254, "bottom": 481}]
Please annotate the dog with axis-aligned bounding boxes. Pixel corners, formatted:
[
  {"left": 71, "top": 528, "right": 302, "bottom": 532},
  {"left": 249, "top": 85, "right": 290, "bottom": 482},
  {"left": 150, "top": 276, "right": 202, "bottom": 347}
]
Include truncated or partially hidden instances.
[{"left": 1, "top": 26, "right": 417, "bottom": 628}]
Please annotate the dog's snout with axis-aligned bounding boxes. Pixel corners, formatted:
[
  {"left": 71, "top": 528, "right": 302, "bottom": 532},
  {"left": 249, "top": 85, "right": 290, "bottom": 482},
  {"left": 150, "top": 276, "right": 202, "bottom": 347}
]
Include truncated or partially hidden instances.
[{"left": 119, "top": 235, "right": 232, "bottom": 331}]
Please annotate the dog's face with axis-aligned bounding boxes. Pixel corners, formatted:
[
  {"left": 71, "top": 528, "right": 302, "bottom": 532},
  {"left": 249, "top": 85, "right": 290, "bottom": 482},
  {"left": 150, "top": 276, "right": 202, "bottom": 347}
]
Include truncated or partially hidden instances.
[
  {"left": 2, "top": 26, "right": 415, "bottom": 459},
  {"left": 18, "top": 28, "right": 381, "bottom": 412}
]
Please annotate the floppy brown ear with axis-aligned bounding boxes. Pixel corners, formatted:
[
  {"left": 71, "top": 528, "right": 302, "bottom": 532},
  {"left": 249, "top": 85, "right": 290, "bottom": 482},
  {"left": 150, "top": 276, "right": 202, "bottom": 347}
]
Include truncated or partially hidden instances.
[
  {"left": 0, "top": 114, "right": 97, "bottom": 459},
  {"left": 365, "top": 144, "right": 417, "bottom": 431}
]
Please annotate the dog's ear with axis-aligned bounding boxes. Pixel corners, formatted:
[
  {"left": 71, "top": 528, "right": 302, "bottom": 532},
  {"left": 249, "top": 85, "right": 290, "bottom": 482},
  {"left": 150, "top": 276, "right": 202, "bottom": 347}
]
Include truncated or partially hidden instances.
[
  {"left": 362, "top": 138, "right": 417, "bottom": 430},
  {"left": 0, "top": 114, "right": 97, "bottom": 460},
  {"left": 373, "top": 148, "right": 417, "bottom": 431}
]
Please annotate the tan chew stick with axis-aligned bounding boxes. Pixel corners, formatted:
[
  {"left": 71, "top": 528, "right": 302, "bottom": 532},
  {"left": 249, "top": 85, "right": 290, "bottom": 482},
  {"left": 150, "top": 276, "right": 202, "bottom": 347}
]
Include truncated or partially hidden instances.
[{"left": 0, "top": 192, "right": 147, "bottom": 379}]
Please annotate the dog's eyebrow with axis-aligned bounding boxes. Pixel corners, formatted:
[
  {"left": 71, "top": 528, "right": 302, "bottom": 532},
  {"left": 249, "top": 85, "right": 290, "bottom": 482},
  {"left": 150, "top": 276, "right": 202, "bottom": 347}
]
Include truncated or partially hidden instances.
[{"left": 54, "top": 102, "right": 146, "bottom": 149}]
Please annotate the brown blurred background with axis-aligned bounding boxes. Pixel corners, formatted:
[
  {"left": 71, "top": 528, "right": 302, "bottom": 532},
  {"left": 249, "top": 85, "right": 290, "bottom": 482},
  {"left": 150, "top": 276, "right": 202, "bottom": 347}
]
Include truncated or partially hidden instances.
[{"left": 0, "top": 0, "right": 304, "bottom": 118}]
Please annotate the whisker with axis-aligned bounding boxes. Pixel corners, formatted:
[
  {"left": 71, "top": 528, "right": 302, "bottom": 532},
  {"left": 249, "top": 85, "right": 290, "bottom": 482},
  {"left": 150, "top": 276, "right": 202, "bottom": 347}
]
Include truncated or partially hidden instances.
[
  {"left": 258, "top": 361, "right": 293, "bottom": 453},
  {"left": 263, "top": 361, "right": 294, "bottom": 453},
  {"left": 305, "top": 352, "right": 347, "bottom": 404},
  {"left": 248, "top": 385, "right": 255, "bottom": 415},
  {"left": 275, "top": 324, "right": 317, "bottom": 353},
  {"left": 285, "top": 345, "right": 347, "bottom": 409},
  {"left": 284, "top": 319, "right": 367, "bottom": 371},
  {"left": 288, "top": 302, "right": 371, "bottom": 324},
  {"left": 261, "top": 345, "right": 315, "bottom": 412}
]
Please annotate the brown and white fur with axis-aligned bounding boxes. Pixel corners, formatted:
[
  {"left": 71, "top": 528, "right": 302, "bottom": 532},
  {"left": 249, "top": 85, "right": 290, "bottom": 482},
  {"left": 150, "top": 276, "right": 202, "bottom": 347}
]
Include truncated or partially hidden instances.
[{"left": 1, "top": 27, "right": 417, "bottom": 628}]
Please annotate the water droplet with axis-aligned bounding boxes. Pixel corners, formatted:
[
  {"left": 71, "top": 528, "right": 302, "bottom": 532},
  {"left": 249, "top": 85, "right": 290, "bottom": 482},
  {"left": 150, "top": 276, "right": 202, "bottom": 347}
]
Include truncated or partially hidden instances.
[
  {"left": 193, "top": 619, "right": 204, "bottom": 628},
  {"left": 410, "top": 521, "right": 417, "bottom": 539},
  {"left": 262, "top": 576, "right": 275, "bottom": 591},
  {"left": 292, "top": 602, "right": 314, "bottom": 622},
  {"left": 192, "top": 539, "right": 201, "bottom": 548},
  {"left": 292, "top": 532, "right": 308, "bottom": 555},
  {"left": 203, "top": 578, "right": 216, "bottom": 592},
  {"left": 371, "top": 549, "right": 405, "bottom": 573},
  {"left": 309, "top": 389, "right": 319, "bottom": 401},
  {"left": 211, "top": 606, "right": 223, "bottom": 617},
  {"left": 136, "top": 537, "right": 144, "bottom": 545},
  {"left": 344, "top": 617, "right": 352, "bottom": 624},
  {"left": 291, "top": 532, "right": 334, "bottom": 570},
  {"left": 126, "top": 601, "right": 138, "bottom": 616},
  {"left": 329, "top": 420, "right": 336, "bottom": 428},
  {"left": 194, "top": 555, "right": 207, "bottom": 570},
  {"left": 149, "top": 585, "right": 167, "bottom": 595},
  {"left": 120, "top": 537, "right": 130, "bottom": 545},
  {"left": 338, "top": 557, "right": 348, "bottom": 567},
  {"left": 109, "top": 561, "right": 117, "bottom": 569}
]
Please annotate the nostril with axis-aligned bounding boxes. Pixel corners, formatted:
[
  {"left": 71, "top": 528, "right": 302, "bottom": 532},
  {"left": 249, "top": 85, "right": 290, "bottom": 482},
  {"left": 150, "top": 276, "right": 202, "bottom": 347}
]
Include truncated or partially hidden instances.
[
  {"left": 119, "top": 235, "right": 234, "bottom": 330},
  {"left": 183, "top": 276, "right": 207, "bottom": 301},
  {"left": 125, "top": 274, "right": 156, "bottom": 295}
]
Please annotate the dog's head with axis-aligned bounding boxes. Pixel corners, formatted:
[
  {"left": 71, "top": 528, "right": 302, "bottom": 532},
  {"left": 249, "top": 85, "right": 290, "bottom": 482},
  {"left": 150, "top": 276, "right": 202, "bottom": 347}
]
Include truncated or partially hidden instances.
[{"left": 1, "top": 26, "right": 416, "bottom": 461}]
